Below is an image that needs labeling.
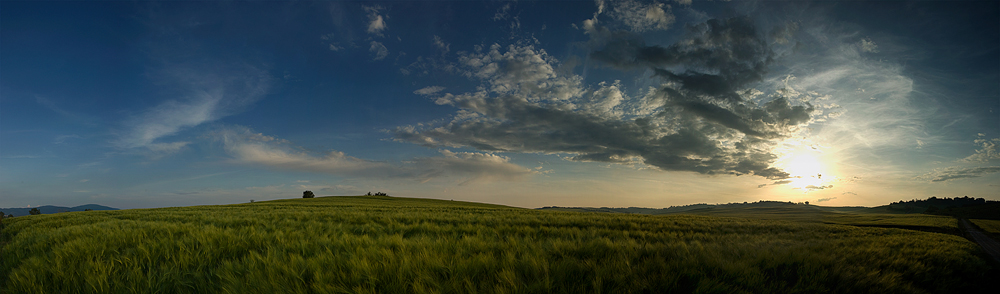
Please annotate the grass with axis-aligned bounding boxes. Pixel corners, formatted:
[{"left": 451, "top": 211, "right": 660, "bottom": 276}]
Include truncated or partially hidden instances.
[
  {"left": 971, "top": 219, "right": 1000, "bottom": 240},
  {"left": 2, "top": 196, "right": 996, "bottom": 293}
]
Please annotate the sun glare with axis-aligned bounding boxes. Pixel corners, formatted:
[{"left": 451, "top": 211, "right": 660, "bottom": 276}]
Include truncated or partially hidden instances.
[{"left": 780, "top": 152, "right": 829, "bottom": 190}]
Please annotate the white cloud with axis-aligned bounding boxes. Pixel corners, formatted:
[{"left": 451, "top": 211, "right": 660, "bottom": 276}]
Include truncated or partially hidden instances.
[
  {"left": 117, "top": 63, "right": 270, "bottom": 156},
  {"left": 433, "top": 35, "right": 450, "bottom": 54},
  {"left": 370, "top": 41, "right": 389, "bottom": 60},
  {"left": 213, "top": 125, "right": 535, "bottom": 184},
  {"left": 607, "top": 0, "right": 675, "bottom": 32},
  {"left": 962, "top": 136, "right": 1000, "bottom": 163},
  {"left": 364, "top": 5, "right": 387, "bottom": 36},
  {"left": 922, "top": 166, "right": 1000, "bottom": 182},
  {"left": 321, "top": 33, "right": 344, "bottom": 51},
  {"left": 414, "top": 86, "right": 446, "bottom": 96},
  {"left": 858, "top": 37, "right": 878, "bottom": 53}
]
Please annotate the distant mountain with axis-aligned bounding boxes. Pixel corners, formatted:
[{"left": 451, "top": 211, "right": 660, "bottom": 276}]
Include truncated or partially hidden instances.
[{"left": 0, "top": 204, "right": 117, "bottom": 217}]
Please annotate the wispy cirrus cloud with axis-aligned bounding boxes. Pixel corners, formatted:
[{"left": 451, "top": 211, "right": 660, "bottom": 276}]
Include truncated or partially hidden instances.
[
  {"left": 34, "top": 95, "right": 98, "bottom": 125},
  {"left": 922, "top": 166, "right": 1000, "bottom": 182},
  {"left": 214, "top": 125, "right": 535, "bottom": 184},
  {"left": 919, "top": 135, "right": 1000, "bottom": 183},
  {"left": 116, "top": 63, "right": 270, "bottom": 157}
]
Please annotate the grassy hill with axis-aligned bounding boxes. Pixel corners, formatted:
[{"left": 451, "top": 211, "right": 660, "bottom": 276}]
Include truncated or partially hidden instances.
[{"left": 2, "top": 196, "right": 997, "bottom": 293}]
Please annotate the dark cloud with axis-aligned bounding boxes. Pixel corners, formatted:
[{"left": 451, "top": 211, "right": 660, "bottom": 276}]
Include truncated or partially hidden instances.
[
  {"left": 816, "top": 197, "right": 837, "bottom": 202},
  {"left": 392, "top": 17, "right": 815, "bottom": 180},
  {"left": 758, "top": 179, "right": 794, "bottom": 188},
  {"left": 926, "top": 166, "right": 1000, "bottom": 182}
]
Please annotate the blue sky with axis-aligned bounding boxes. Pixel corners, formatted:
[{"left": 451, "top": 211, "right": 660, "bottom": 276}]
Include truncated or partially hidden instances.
[{"left": 2, "top": 0, "right": 998, "bottom": 209}]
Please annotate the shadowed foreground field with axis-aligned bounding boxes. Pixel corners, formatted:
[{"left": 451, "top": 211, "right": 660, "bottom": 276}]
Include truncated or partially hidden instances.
[{"left": 1, "top": 196, "right": 996, "bottom": 293}]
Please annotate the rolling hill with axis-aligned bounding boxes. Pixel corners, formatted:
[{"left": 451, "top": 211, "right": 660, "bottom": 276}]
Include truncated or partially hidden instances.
[
  {"left": 2, "top": 195, "right": 996, "bottom": 293},
  {"left": 0, "top": 204, "right": 117, "bottom": 217}
]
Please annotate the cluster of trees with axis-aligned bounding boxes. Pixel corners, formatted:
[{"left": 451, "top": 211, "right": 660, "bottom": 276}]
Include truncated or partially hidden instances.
[
  {"left": 367, "top": 192, "right": 388, "bottom": 196},
  {"left": 890, "top": 196, "right": 993, "bottom": 208}
]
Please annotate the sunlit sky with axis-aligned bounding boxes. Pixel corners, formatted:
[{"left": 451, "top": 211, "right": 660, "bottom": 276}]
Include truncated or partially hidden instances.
[{"left": 2, "top": 0, "right": 998, "bottom": 209}]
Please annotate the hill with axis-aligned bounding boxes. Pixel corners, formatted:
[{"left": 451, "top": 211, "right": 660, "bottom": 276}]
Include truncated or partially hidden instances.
[
  {"left": 538, "top": 201, "right": 869, "bottom": 216},
  {"left": 2, "top": 195, "right": 996, "bottom": 293},
  {"left": 0, "top": 204, "right": 117, "bottom": 217}
]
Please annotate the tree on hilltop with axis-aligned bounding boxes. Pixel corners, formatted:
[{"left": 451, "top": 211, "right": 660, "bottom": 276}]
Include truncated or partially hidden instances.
[
  {"left": 303, "top": 191, "right": 315, "bottom": 198},
  {"left": 29, "top": 208, "right": 41, "bottom": 215}
]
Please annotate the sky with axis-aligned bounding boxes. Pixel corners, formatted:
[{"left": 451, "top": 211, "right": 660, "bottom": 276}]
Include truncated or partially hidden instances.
[{"left": 1, "top": 0, "right": 998, "bottom": 209}]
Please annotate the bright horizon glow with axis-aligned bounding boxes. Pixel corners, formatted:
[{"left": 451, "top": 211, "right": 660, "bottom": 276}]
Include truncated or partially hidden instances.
[{"left": 1, "top": 1, "right": 997, "bottom": 209}]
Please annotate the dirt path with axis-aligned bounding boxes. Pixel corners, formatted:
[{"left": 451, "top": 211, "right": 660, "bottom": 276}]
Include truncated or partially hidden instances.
[{"left": 959, "top": 219, "right": 1000, "bottom": 263}]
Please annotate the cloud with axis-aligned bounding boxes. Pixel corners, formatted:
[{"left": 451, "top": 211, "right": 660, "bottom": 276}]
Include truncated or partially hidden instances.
[
  {"left": 962, "top": 136, "right": 1000, "bottom": 163},
  {"left": 816, "top": 197, "right": 837, "bottom": 202},
  {"left": 213, "top": 125, "right": 535, "bottom": 184},
  {"left": 923, "top": 166, "right": 1000, "bottom": 182},
  {"left": 54, "top": 134, "right": 82, "bottom": 144},
  {"left": 370, "top": 41, "right": 389, "bottom": 60},
  {"left": 414, "top": 86, "right": 446, "bottom": 96},
  {"left": 392, "top": 17, "right": 820, "bottom": 180},
  {"left": 858, "top": 38, "right": 878, "bottom": 53},
  {"left": 758, "top": 179, "right": 793, "bottom": 188},
  {"left": 803, "top": 184, "right": 833, "bottom": 190},
  {"left": 321, "top": 33, "right": 344, "bottom": 51},
  {"left": 433, "top": 35, "right": 450, "bottom": 54},
  {"left": 606, "top": 0, "right": 675, "bottom": 32},
  {"left": 117, "top": 63, "right": 270, "bottom": 156},
  {"left": 34, "top": 95, "right": 98, "bottom": 125},
  {"left": 364, "top": 5, "right": 387, "bottom": 36}
]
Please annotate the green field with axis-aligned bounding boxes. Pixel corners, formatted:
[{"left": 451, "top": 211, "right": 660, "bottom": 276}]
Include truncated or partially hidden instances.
[
  {"left": 2, "top": 196, "right": 996, "bottom": 293},
  {"left": 971, "top": 219, "right": 1000, "bottom": 239}
]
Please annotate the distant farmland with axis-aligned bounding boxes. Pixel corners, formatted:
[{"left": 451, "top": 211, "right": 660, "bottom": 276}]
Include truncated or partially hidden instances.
[{"left": 1, "top": 196, "right": 996, "bottom": 293}]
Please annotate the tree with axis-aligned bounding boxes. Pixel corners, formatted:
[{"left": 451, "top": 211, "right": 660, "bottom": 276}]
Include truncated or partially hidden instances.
[
  {"left": 805, "top": 201, "right": 810, "bottom": 205},
  {"left": 29, "top": 208, "right": 41, "bottom": 215},
  {"left": 303, "top": 191, "right": 315, "bottom": 198}
]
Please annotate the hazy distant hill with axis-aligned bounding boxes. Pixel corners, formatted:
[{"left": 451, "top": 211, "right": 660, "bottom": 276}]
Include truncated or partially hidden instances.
[
  {"left": 0, "top": 204, "right": 117, "bottom": 217},
  {"left": 537, "top": 201, "right": 868, "bottom": 215}
]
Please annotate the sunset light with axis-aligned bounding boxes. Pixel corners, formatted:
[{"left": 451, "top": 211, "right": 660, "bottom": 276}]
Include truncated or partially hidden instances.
[
  {"left": 2, "top": 0, "right": 997, "bottom": 209},
  {"left": 779, "top": 151, "right": 832, "bottom": 191},
  {"left": 2, "top": 1, "right": 999, "bottom": 293}
]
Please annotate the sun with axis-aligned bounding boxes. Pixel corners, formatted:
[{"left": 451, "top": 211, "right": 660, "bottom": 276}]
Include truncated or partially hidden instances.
[{"left": 779, "top": 152, "right": 828, "bottom": 190}]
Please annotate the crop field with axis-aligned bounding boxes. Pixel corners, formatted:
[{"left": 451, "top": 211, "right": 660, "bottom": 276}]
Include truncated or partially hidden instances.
[
  {"left": 822, "top": 214, "right": 958, "bottom": 233},
  {"left": 971, "top": 219, "right": 1000, "bottom": 238},
  {"left": 2, "top": 196, "right": 996, "bottom": 294}
]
